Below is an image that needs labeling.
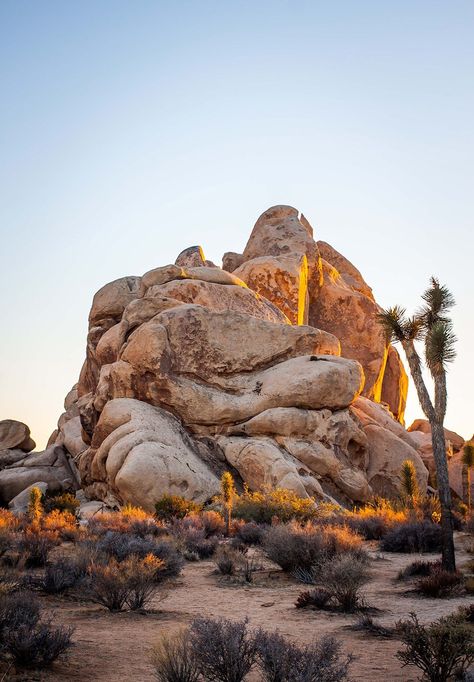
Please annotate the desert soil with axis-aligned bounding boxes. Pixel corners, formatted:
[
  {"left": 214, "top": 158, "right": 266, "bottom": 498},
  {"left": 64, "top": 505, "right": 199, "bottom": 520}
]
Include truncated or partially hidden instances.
[{"left": 3, "top": 533, "right": 473, "bottom": 682}]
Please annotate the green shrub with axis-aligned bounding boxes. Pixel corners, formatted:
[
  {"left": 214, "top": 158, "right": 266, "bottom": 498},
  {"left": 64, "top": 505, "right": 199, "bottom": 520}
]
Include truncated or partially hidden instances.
[{"left": 155, "top": 495, "right": 201, "bottom": 522}]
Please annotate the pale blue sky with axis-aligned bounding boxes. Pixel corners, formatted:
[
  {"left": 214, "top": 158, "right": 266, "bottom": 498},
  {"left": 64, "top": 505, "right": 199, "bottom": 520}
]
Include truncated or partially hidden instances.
[{"left": 1, "top": 1, "right": 473, "bottom": 449}]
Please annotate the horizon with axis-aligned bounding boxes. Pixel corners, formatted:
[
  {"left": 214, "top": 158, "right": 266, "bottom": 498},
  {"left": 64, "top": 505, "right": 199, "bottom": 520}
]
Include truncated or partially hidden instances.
[{"left": 1, "top": 1, "right": 473, "bottom": 448}]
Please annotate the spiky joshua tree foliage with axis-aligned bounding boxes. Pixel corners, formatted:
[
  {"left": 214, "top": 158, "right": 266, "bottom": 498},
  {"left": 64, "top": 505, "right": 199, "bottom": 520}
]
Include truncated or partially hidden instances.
[
  {"left": 401, "top": 460, "right": 419, "bottom": 508},
  {"left": 461, "top": 443, "right": 474, "bottom": 512},
  {"left": 220, "top": 472, "right": 236, "bottom": 537},
  {"left": 378, "top": 277, "right": 457, "bottom": 571}
]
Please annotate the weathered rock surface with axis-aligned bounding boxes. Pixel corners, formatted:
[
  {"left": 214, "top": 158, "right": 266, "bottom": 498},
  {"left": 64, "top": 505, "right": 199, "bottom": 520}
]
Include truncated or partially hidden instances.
[
  {"left": 0, "top": 420, "right": 36, "bottom": 452},
  {"left": 0, "top": 444, "right": 79, "bottom": 505},
  {"left": 42, "top": 203, "right": 445, "bottom": 510}
]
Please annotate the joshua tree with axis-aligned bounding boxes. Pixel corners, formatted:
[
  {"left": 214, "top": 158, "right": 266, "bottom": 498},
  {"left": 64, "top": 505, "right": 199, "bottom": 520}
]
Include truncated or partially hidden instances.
[
  {"left": 28, "top": 486, "right": 43, "bottom": 527},
  {"left": 378, "top": 277, "right": 457, "bottom": 571},
  {"left": 220, "top": 472, "right": 236, "bottom": 536},
  {"left": 400, "top": 460, "right": 419, "bottom": 509},
  {"left": 461, "top": 443, "right": 474, "bottom": 512}
]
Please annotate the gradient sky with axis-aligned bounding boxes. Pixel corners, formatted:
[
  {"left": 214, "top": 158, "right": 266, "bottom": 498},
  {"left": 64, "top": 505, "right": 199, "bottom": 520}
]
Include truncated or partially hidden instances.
[{"left": 1, "top": 1, "right": 473, "bottom": 449}]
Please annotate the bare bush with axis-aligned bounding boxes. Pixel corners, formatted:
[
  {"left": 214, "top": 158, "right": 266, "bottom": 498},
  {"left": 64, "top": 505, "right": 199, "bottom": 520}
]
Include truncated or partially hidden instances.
[
  {"left": 256, "top": 629, "right": 352, "bottom": 682},
  {"left": 396, "top": 612, "right": 474, "bottom": 682},
  {"left": 416, "top": 568, "right": 463, "bottom": 598},
  {"left": 295, "top": 587, "right": 332, "bottom": 609},
  {"left": 190, "top": 617, "right": 258, "bottom": 682},
  {"left": 397, "top": 559, "right": 442, "bottom": 580},
  {"left": 4, "top": 620, "right": 73, "bottom": 667},
  {"left": 214, "top": 545, "right": 243, "bottom": 576},
  {"left": 380, "top": 521, "right": 442, "bottom": 553},
  {"left": 151, "top": 629, "right": 201, "bottom": 682},
  {"left": 16, "top": 528, "right": 59, "bottom": 567},
  {"left": 320, "top": 556, "right": 370, "bottom": 612}
]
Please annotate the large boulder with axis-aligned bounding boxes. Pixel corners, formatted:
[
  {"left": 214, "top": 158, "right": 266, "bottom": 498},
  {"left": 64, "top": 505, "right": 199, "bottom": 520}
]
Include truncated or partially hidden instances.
[
  {"left": 0, "top": 420, "right": 35, "bottom": 452},
  {"left": 0, "top": 445, "right": 79, "bottom": 505},
  {"left": 51, "top": 204, "right": 427, "bottom": 508}
]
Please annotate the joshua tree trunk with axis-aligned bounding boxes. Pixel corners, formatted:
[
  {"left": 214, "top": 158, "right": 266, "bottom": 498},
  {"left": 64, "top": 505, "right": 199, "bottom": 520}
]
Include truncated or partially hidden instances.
[
  {"left": 401, "top": 339, "right": 456, "bottom": 572},
  {"left": 462, "top": 465, "right": 471, "bottom": 511},
  {"left": 430, "top": 420, "right": 456, "bottom": 571}
]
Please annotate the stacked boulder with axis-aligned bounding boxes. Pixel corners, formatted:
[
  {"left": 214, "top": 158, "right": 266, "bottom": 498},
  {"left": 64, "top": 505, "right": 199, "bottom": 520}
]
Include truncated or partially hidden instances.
[{"left": 44, "top": 205, "right": 431, "bottom": 512}]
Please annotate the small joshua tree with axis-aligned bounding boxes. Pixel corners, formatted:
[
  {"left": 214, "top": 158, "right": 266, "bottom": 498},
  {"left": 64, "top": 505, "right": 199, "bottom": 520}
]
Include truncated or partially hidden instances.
[
  {"left": 401, "top": 460, "right": 419, "bottom": 509},
  {"left": 462, "top": 443, "right": 474, "bottom": 512},
  {"left": 28, "top": 486, "right": 44, "bottom": 527},
  {"left": 221, "top": 472, "right": 236, "bottom": 537},
  {"left": 378, "top": 277, "right": 457, "bottom": 571}
]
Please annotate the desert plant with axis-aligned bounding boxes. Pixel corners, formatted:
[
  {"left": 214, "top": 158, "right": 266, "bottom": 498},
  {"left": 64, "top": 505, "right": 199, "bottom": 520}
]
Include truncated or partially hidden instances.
[
  {"left": 155, "top": 494, "right": 201, "bottom": 522},
  {"left": 4, "top": 620, "right": 74, "bottom": 668},
  {"left": 28, "top": 486, "right": 44, "bottom": 526},
  {"left": 151, "top": 629, "right": 201, "bottom": 682},
  {"left": 190, "top": 617, "right": 258, "bottom": 682},
  {"left": 123, "top": 554, "right": 165, "bottom": 610},
  {"left": 378, "top": 277, "right": 458, "bottom": 571},
  {"left": 233, "top": 487, "right": 317, "bottom": 524},
  {"left": 95, "top": 531, "right": 183, "bottom": 578},
  {"left": 43, "top": 492, "right": 80, "bottom": 516},
  {"left": 352, "top": 614, "right": 394, "bottom": 638},
  {"left": 320, "top": 555, "right": 370, "bottom": 612},
  {"left": 17, "top": 528, "right": 59, "bottom": 567},
  {"left": 88, "top": 559, "right": 131, "bottom": 611},
  {"left": 396, "top": 612, "right": 474, "bottom": 681},
  {"left": 295, "top": 587, "right": 332, "bottom": 609},
  {"left": 401, "top": 459, "right": 420, "bottom": 507},
  {"left": 416, "top": 568, "right": 463, "bottom": 598},
  {"left": 221, "top": 472, "right": 236, "bottom": 537},
  {"left": 0, "top": 591, "right": 40, "bottom": 633},
  {"left": 380, "top": 521, "right": 442, "bottom": 553},
  {"left": 255, "top": 629, "right": 352, "bottom": 682},
  {"left": 214, "top": 545, "right": 242, "bottom": 576},
  {"left": 462, "top": 444, "right": 474, "bottom": 512},
  {"left": 42, "top": 509, "right": 79, "bottom": 540},
  {"left": 235, "top": 521, "right": 265, "bottom": 545},
  {"left": 397, "top": 559, "right": 442, "bottom": 580},
  {"left": 263, "top": 522, "right": 364, "bottom": 573},
  {"left": 42, "top": 556, "right": 84, "bottom": 594}
]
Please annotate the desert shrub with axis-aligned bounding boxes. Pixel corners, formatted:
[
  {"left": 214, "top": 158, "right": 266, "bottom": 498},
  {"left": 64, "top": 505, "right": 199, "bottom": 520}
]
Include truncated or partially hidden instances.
[
  {"left": 255, "top": 629, "right": 352, "bottom": 682},
  {"left": 242, "top": 558, "right": 261, "bottom": 583},
  {"left": 233, "top": 488, "right": 317, "bottom": 524},
  {"left": 455, "top": 604, "right": 474, "bottom": 623},
  {"left": 263, "top": 522, "right": 364, "bottom": 573},
  {"left": 380, "top": 521, "right": 442, "bottom": 553},
  {"left": 320, "top": 556, "right": 370, "bottom": 612},
  {"left": 397, "top": 559, "right": 442, "bottom": 580},
  {"left": 235, "top": 521, "right": 265, "bottom": 545},
  {"left": 151, "top": 629, "right": 201, "bottom": 682},
  {"left": 0, "top": 591, "right": 40, "bottom": 633},
  {"left": 295, "top": 587, "right": 332, "bottom": 609},
  {"left": 0, "top": 509, "right": 20, "bottom": 531},
  {"left": 43, "top": 492, "right": 80, "bottom": 516},
  {"left": 17, "top": 528, "right": 60, "bottom": 567},
  {"left": 190, "top": 617, "right": 258, "bottom": 682},
  {"left": 345, "top": 504, "right": 406, "bottom": 540},
  {"left": 87, "top": 507, "right": 165, "bottom": 537},
  {"left": 42, "top": 556, "right": 85, "bottom": 594},
  {"left": 416, "top": 568, "right": 463, "bottom": 598},
  {"left": 229, "top": 537, "right": 249, "bottom": 555},
  {"left": 4, "top": 620, "right": 74, "bottom": 667},
  {"left": 155, "top": 495, "right": 201, "bottom": 522},
  {"left": 123, "top": 554, "right": 165, "bottom": 610},
  {"left": 88, "top": 559, "right": 131, "bottom": 611},
  {"left": 88, "top": 553, "right": 165, "bottom": 611},
  {"left": 351, "top": 614, "right": 394, "bottom": 638},
  {"left": 95, "top": 532, "right": 183, "bottom": 578},
  {"left": 396, "top": 612, "right": 474, "bottom": 682},
  {"left": 200, "top": 510, "right": 226, "bottom": 536},
  {"left": 170, "top": 524, "right": 219, "bottom": 559},
  {"left": 214, "top": 545, "right": 242, "bottom": 576},
  {"left": 42, "top": 509, "right": 80, "bottom": 540}
]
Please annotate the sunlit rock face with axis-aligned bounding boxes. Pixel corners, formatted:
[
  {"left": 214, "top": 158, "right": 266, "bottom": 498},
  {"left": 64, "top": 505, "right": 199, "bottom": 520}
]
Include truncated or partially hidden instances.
[{"left": 50, "top": 205, "right": 429, "bottom": 511}]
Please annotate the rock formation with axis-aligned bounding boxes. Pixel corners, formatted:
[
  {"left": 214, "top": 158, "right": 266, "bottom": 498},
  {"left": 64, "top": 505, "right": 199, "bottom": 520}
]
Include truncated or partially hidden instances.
[
  {"left": 8, "top": 204, "right": 474, "bottom": 512},
  {"left": 30, "top": 204, "right": 436, "bottom": 513}
]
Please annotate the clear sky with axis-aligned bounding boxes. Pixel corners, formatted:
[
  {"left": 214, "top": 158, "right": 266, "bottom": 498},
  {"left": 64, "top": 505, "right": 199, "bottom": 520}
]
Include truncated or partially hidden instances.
[{"left": 1, "top": 1, "right": 473, "bottom": 449}]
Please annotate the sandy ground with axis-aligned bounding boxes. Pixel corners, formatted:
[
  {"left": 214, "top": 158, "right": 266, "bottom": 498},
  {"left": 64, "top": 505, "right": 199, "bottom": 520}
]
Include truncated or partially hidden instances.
[{"left": 3, "top": 534, "right": 473, "bottom": 682}]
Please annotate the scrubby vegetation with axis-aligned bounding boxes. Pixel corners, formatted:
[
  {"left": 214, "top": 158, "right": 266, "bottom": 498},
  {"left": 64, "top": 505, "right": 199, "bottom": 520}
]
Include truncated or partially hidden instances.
[
  {"left": 0, "top": 477, "right": 472, "bottom": 677},
  {"left": 151, "top": 617, "right": 353, "bottom": 682}
]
